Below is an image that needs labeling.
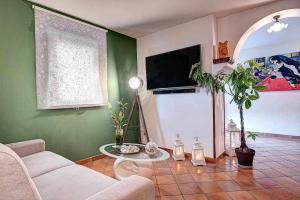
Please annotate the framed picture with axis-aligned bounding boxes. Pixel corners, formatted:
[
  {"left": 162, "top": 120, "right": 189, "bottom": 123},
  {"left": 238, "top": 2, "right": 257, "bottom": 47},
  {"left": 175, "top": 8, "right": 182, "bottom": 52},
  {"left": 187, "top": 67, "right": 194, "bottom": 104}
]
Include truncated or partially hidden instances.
[{"left": 252, "top": 51, "right": 300, "bottom": 91}]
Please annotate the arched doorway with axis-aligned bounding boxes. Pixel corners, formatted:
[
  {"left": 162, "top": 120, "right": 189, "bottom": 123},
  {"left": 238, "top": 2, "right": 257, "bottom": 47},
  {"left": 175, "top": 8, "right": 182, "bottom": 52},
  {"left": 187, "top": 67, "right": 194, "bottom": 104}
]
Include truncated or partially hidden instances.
[
  {"left": 225, "top": 8, "right": 300, "bottom": 138},
  {"left": 233, "top": 8, "right": 300, "bottom": 61}
]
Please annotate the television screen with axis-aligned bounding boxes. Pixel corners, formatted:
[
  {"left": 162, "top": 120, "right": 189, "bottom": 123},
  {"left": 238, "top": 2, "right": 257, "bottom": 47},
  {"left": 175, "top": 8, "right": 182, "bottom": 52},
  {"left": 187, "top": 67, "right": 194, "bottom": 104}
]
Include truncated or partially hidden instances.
[{"left": 146, "top": 45, "right": 200, "bottom": 90}]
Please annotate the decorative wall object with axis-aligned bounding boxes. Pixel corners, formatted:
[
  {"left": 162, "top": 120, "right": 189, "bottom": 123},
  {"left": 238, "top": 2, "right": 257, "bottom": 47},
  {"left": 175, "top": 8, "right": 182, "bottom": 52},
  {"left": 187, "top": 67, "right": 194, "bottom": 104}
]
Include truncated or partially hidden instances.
[
  {"left": 218, "top": 41, "right": 229, "bottom": 58},
  {"left": 253, "top": 51, "right": 300, "bottom": 91},
  {"left": 34, "top": 7, "right": 108, "bottom": 109}
]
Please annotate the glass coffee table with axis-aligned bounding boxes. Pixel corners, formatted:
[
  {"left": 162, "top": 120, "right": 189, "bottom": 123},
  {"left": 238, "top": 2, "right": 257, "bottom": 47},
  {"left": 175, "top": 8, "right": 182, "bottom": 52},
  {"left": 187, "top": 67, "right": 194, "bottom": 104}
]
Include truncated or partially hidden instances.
[{"left": 99, "top": 143, "right": 170, "bottom": 180}]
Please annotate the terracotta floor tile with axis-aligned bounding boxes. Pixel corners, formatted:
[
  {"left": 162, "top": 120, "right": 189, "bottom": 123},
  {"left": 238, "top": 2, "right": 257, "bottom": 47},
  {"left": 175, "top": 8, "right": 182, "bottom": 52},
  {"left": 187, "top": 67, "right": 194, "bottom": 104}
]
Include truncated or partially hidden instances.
[
  {"left": 192, "top": 173, "right": 214, "bottom": 182},
  {"left": 197, "top": 182, "right": 223, "bottom": 193},
  {"left": 168, "top": 161, "right": 186, "bottom": 168},
  {"left": 183, "top": 161, "right": 194, "bottom": 167},
  {"left": 248, "top": 189, "right": 273, "bottom": 200},
  {"left": 273, "top": 167, "right": 300, "bottom": 176},
  {"left": 171, "top": 167, "right": 189, "bottom": 175},
  {"left": 183, "top": 194, "right": 208, "bottom": 200},
  {"left": 231, "top": 174, "right": 263, "bottom": 190},
  {"left": 161, "top": 196, "right": 184, "bottom": 200},
  {"left": 273, "top": 177, "right": 300, "bottom": 188},
  {"left": 291, "top": 175, "right": 300, "bottom": 183},
  {"left": 227, "top": 191, "right": 256, "bottom": 200},
  {"left": 239, "top": 169, "right": 267, "bottom": 179},
  {"left": 100, "top": 170, "right": 114, "bottom": 178},
  {"left": 278, "top": 160, "right": 298, "bottom": 168},
  {"left": 153, "top": 161, "right": 170, "bottom": 168},
  {"left": 205, "top": 192, "right": 232, "bottom": 200},
  {"left": 155, "top": 185, "right": 160, "bottom": 196},
  {"left": 156, "top": 168, "right": 173, "bottom": 175},
  {"left": 158, "top": 184, "right": 181, "bottom": 196},
  {"left": 208, "top": 172, "right": 232, "bottom": 181},
  {"left": 188, "top": 167, "right": 206, "bottom": 174},
  {"left": 216, "top": 165, "right": 237, "bottom": 172},
  {"left": 216, "top": 180, "right": 242, "bottom": 192},
  {"left": 255, "top": 178, "right": 281, "bottom": 188},
  {"left": 178, "top": 183, "right": 203, "bottom": 195},
  {"left": 259, "top": 169, "right": 286, "bottom": 178},
  {"left": 175, "top": 174, "right": 195, "bottom": 183},
  {"left": 270, "top": 187, "right": 299, "bottom": 200},
  {"left": 285, "top": 187, "right": 300, "bottom": 198},
  {"left": 156, "top": 175, "right": 176, "bottom": 185},
  {"left": 84, "top": 136, "right": 300, "bottom": 200}
]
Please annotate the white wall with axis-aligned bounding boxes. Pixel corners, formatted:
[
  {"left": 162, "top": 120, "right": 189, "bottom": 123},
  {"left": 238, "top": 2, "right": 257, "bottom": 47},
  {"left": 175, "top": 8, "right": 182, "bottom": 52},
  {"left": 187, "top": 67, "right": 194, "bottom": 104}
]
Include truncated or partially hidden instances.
[
  {"left": 137, "top": 15, "right": 221, "bottom": 158},
  {"left": 226, "top": 91, "right": 300, "bottom": 136},
  {"left": 238, "top": 41, "right": 300, "bottom": 63}
]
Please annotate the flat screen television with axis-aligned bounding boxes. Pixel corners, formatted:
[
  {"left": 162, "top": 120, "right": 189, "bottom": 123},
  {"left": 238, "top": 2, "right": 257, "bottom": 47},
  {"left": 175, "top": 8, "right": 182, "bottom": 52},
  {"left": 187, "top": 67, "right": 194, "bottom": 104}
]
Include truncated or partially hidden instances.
[{"left": 146, "top": 45, "right": 200, "bottom": 90}]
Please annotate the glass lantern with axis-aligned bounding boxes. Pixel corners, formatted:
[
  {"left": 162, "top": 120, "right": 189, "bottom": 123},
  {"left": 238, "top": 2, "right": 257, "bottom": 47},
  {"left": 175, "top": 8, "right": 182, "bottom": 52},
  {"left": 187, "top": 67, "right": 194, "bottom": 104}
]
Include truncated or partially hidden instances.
[
  {"left": 191, "top": 137, "right": 206, "bottom": 166},
  {"left": 225, "top": 119, "right": 241, "bottom": 157},
  {"left": 173, "top": 134, "right": 185, "bottom": 161}
]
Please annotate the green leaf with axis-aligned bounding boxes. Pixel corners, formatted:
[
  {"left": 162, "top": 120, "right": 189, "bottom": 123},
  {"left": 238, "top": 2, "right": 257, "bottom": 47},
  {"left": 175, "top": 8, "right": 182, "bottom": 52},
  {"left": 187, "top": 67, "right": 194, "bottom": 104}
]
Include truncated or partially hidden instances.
[
  {"left": 247, "top": 132, "right": 258, "bottom": 141},
  {"left": 255, "top": 85, "right": 266, "bottom": 91},
  {"left": 245, "top": 99, "right": 251, "bottom": 109},
  {"left": 249, "top": 95, "right": 258, "bottom": 100}
]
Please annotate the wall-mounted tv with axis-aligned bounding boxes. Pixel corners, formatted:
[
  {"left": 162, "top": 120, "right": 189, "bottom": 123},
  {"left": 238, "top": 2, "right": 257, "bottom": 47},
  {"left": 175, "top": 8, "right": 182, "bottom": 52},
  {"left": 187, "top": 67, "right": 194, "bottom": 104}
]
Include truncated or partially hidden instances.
[{"left": 146, "top": 45, "right": 200, "bottom": 90}]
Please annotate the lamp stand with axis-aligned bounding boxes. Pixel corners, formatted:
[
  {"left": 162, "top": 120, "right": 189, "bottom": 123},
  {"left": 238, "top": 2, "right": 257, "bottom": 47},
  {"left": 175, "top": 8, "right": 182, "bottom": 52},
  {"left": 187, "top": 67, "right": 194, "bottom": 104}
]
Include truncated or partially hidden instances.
[{"left": 124, "top": 91, "right": 150, "bottom": 143}]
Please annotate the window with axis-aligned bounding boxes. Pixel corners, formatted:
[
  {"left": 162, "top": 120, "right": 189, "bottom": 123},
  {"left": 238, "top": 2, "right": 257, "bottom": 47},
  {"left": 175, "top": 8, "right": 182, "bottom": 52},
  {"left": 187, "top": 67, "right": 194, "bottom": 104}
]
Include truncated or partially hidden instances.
[{"left": 35, "top": 7, "right": 107, "bottom": 109}]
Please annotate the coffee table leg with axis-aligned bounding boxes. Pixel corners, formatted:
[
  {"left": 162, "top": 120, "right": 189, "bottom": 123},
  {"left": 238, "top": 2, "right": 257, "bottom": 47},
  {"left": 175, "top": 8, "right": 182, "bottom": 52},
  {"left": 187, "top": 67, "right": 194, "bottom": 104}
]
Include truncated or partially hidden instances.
[{"left": 113, "top": 158, "right": 139, "bottom": 180}]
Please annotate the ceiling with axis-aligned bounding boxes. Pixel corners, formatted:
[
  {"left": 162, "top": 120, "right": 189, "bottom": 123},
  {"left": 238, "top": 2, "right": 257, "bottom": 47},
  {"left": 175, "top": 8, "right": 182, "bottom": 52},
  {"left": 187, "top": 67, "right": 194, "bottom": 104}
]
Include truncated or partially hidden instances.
[
  {"left": 242, "top": 17, "right": 300, "bottom": 49},
  {"left": 28, "top": 0, "right": 278, "bottom": 38}
]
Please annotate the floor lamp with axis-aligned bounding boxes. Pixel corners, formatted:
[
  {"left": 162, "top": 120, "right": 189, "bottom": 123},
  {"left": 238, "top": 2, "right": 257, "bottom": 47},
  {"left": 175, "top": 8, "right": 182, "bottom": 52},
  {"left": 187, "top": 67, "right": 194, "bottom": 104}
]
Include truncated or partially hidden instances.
[{"left": 124, "top": 77, "right": 150, "bottom": 143}]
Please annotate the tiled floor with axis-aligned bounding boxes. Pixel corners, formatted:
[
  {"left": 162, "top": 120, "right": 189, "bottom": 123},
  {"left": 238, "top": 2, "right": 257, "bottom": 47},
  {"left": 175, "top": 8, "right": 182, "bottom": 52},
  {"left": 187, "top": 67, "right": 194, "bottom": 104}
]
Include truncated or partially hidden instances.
[{"left": 81, "top": 137, "right": 300, "bottom": 200}]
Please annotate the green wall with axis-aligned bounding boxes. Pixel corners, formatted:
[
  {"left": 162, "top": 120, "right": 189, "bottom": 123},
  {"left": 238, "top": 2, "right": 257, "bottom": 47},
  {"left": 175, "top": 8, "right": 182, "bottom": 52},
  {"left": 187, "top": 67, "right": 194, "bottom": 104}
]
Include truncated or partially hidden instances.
[{"left": 0, "top": 0, "right": 138, "bottom": 161}]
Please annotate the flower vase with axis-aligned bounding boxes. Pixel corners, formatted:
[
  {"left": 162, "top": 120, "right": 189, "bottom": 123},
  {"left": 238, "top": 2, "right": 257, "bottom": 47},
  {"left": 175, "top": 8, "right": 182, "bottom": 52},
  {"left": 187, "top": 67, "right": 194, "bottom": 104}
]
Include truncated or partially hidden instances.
[{"left": 115, "top": 128, "right": 124, "bottom": 146}]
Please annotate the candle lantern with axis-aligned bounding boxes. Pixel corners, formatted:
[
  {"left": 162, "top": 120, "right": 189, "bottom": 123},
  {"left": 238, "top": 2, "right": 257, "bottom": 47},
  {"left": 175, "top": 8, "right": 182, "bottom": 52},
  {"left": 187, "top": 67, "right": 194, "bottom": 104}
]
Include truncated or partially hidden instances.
[
  {"left": 225, "top": 119, "right": 241, "bottom": 157},
  {"left": 173, "top": 134, "right": 185, "bottom": 161},
  {"left": 191, "top": 137, "right": 206, "bottom": 166}
]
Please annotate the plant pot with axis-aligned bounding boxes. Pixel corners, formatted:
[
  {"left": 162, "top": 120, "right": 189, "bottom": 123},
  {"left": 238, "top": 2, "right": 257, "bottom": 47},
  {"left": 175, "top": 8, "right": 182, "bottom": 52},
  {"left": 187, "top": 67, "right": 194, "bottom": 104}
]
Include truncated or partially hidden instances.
[
  {"left": 115, "top": 128, "right": 124, "bottom": 146},
  {"left": 235, "top": 148, "right": 255, "bottom": 168}
]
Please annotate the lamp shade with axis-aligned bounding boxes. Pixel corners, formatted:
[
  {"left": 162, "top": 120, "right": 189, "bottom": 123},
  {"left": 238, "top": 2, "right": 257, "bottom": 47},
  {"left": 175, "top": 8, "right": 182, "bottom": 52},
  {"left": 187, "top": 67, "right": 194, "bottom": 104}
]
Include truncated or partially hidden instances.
[{"left": 129, "top": 77, "right": 143, "bottom": 89}]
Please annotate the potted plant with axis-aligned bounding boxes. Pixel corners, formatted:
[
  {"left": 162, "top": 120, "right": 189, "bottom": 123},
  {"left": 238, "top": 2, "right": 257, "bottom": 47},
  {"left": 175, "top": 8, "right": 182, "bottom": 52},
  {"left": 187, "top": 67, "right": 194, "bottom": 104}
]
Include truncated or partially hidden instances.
[
  {"left": 225, "top": 60, "right": 265, "bottom": 167},
  {"left": 190, "top": 60, "right": 265, "bottom": 167},
  {"left": 108, "top": 100, "right": 128, "bottom": 146},
  {"left": 189, "top": 62, "right": 225, "bottom": 94}
]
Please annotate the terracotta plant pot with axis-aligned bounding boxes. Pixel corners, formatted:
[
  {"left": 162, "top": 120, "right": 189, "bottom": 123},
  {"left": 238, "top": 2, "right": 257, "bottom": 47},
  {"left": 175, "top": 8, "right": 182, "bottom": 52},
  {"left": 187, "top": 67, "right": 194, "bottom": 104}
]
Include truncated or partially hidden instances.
[{"left": 235, "top": 148, "right": 255, "bottom": 168}]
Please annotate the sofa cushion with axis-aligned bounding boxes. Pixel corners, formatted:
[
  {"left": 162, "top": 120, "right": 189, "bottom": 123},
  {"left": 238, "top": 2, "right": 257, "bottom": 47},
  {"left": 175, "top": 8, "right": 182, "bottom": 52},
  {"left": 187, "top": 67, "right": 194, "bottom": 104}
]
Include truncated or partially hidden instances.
[
  {"left": 0, "top": 143, "right": 41, "bottom": 200},
  {"left": 33, "top": 165, "right": 118, "bottom": 200},
  {"left": 22, "top": 151, "right": 74, "bottom": 178}
]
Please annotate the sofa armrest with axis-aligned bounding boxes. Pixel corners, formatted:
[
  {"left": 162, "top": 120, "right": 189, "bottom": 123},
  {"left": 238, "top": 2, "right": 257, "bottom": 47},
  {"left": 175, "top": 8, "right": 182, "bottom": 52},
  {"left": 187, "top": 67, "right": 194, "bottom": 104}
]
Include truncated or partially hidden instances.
[
  {"left": 86, "top": 175, "right": 155, "bottom": 200},
  {"left": 6, "top": 139, "right": 45, "bottom": 157}
]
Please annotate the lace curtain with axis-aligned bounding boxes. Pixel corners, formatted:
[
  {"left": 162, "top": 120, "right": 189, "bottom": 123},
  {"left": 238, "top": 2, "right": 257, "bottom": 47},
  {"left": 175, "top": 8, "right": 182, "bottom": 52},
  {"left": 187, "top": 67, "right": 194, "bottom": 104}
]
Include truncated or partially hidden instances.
[{"left": 35, "top": 8, "right": 107, "bottom": 109}]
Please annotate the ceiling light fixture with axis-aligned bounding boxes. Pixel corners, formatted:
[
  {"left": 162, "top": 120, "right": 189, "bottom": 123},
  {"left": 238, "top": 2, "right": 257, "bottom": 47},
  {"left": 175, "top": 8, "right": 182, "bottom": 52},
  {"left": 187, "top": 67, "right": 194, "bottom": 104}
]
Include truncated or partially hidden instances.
[{"left": 267, "top": 15, "right": 288, "bottom": 33}]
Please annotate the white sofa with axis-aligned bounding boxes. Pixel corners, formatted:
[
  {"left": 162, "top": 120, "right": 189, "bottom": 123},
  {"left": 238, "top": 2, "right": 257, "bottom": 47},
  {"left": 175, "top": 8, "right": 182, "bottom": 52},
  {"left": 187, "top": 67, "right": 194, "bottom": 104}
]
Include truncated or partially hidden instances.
[{"left": 0, "top": 139, "right": 155, "bottom": 200}]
